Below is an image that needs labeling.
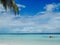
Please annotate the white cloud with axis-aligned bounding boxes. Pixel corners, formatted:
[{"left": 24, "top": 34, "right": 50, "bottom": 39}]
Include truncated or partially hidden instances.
[
  {"left": 17, "top": 4, "right": 26, "bottom": 11},
  {"left": 0, "top": 3, "right": 60, "bottom": 33},
  {"left": 0, "top": 4, "right": 5, "bottom": 13},
  {"left": 44, "top": 4, "right": 56, "bottom": 11},
  {"left": 17, "top": 4, "right": 26, "bottom": 8},
  {"left": 44, "top": 3, "right": 60, "bottom": 12}
]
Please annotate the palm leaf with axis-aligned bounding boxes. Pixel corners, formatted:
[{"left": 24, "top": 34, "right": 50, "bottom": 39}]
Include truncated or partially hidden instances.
[{"left": 0, "top": 0, "right": 19, "bottom": 15}]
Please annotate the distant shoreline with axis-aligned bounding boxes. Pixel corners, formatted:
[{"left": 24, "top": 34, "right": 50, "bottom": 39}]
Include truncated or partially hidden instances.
[{"left": 0, "top": 33, "right": 60, "bottom": 35}]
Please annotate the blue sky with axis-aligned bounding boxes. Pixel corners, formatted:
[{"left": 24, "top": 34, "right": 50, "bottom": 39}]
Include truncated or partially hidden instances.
[
  {"left": 0, "top": 0, "right": 60, "bottom": 33},
  {"left": 15, "top": 0, "right": 60, "bottom": 16}
]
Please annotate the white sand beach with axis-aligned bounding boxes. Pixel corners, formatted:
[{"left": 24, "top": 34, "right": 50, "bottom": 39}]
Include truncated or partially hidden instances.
[
  {"left": 0, "top": 41, "right": 60, "bottom": 45},
  {"left": 0, "top": 43, "right": 7, "bottom": 45}
]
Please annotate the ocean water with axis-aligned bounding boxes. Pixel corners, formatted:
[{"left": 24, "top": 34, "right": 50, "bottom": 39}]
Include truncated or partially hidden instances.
[{"left": 0, "top": 34, "right": 60, "bottom": 45}]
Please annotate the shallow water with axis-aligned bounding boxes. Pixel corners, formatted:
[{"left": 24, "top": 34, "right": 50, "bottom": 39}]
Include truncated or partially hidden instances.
[{"left": 0, "top": 35, "right": 60, "bottom": 45}]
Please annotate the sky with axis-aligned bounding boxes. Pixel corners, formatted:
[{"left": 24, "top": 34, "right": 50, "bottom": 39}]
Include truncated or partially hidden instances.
[{"left": 0, "top": 0, "right": 60, "bottom": 33}]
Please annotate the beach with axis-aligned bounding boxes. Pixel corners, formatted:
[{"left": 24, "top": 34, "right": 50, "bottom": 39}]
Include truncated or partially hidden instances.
[{"left": 0, "top": 35, "right": 60, "bottom": 45}]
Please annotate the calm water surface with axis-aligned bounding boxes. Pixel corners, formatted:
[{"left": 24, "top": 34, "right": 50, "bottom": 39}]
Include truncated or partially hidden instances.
[{"left": 0, "top": 34, "right": 60, "bottom": 45}]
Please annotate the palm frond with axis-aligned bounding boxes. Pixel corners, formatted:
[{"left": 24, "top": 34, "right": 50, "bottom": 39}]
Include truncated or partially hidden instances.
[
  {"left": 0, "top": 0, "right": 7, "bottom": 10},
  {"left": 0, "top": 0, "right": 19, "bottom": 15}
]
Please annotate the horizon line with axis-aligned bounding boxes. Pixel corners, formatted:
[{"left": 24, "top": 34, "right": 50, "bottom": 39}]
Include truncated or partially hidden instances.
[{"left": 0, "top": 33, "right": 60, "bottom": 35}]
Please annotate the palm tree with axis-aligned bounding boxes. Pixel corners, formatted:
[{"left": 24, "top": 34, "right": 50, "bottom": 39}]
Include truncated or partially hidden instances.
[{"left": 0, "top": 0, "right": 19, "bottom": 15}]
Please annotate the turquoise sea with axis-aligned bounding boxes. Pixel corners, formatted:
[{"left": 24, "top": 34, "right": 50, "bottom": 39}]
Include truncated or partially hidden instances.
[{"left": 0, "top": 34, "right": 60, "bottom": 45}]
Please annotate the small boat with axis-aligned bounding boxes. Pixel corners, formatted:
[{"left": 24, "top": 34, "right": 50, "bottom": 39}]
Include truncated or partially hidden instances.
[{"left": 49, "top": 36, "right": 54, "bottom": 38}]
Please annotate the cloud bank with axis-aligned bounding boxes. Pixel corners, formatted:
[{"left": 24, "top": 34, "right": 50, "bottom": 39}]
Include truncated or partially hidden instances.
[{"left": 0, "top": 3, "right": 60, "bottom": 33}]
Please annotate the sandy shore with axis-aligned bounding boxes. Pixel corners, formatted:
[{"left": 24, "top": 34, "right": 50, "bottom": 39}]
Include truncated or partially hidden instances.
[
  {"left": 0, "top": 40, "right": 60, "bottom": 45},
  {"left": 0, "top": 43, "right": 7, "bottom": 45}
]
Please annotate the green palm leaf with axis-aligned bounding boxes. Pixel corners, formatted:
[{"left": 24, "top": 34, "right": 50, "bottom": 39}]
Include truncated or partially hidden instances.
[{"left": 0, "top": 0, "right": 19, "bottom": 15}]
